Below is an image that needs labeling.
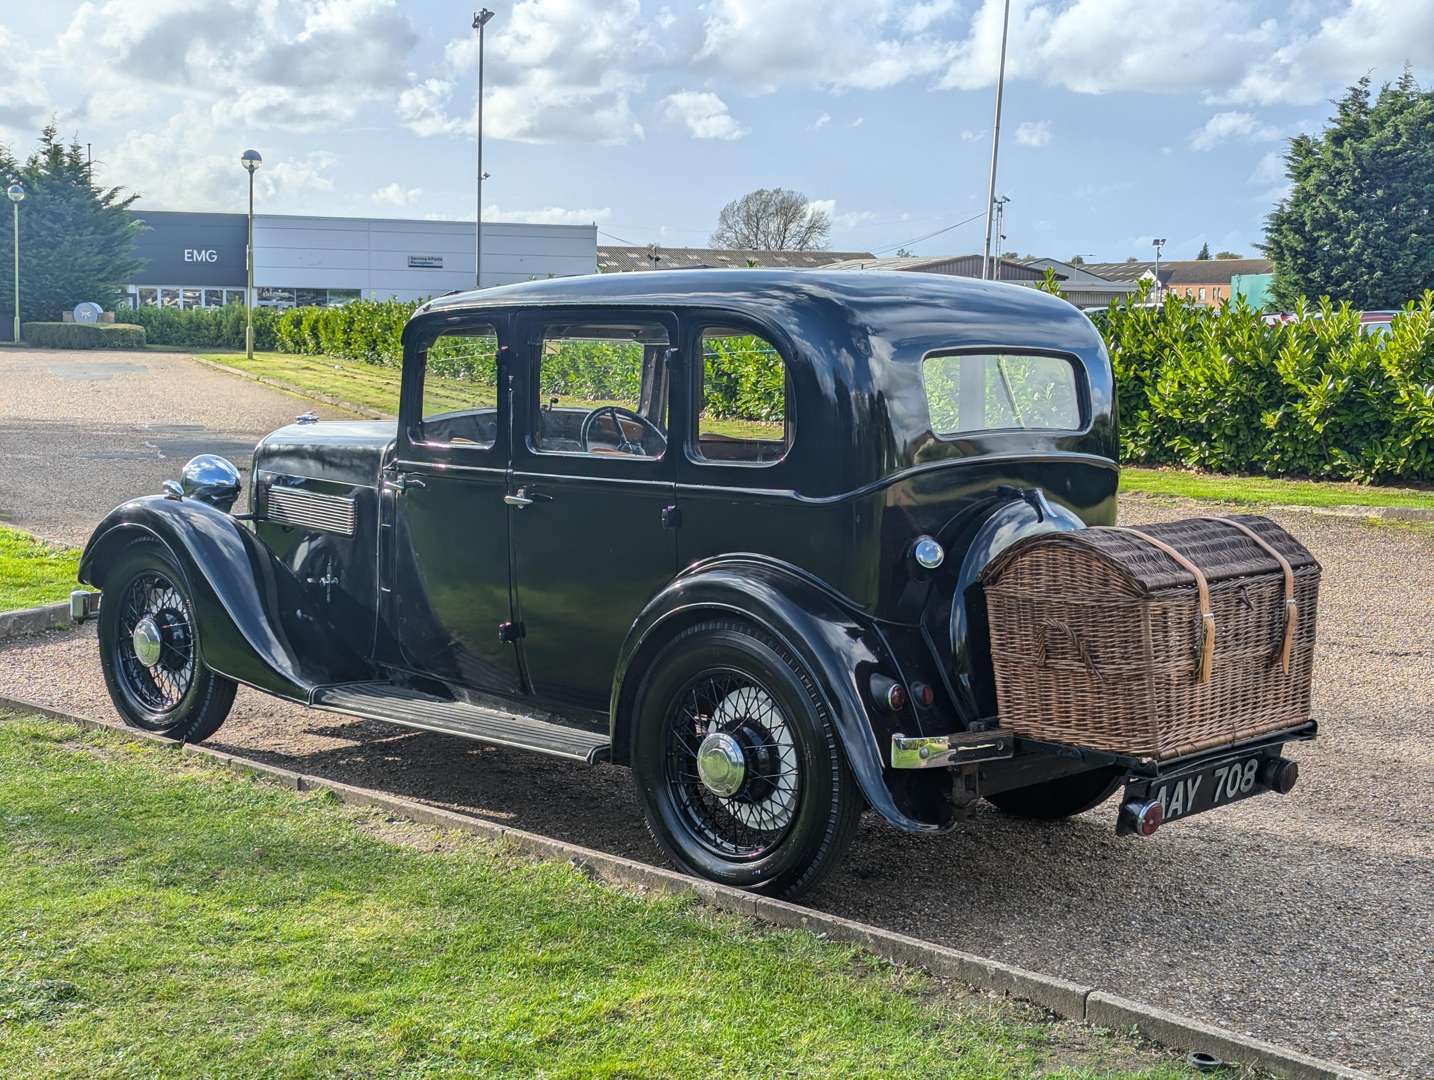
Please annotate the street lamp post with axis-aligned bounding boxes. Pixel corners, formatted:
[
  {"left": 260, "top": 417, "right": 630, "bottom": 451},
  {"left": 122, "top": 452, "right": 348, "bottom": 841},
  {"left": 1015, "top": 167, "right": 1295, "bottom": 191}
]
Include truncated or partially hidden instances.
[
  {"left": 241, "top": 150, "right": 262, "bottom": 359},
  {"left": 1152, "top": 237, "right": 1167, "bottom": 303},
  {"left": 980, "top": 0, "right": 1012, "bottom": 281},
  {"left": 6, "top": 182, "right": 23, "bottom": 343},
  {"left": 473, "top": 8, "right": 495, "bottom": 290}
]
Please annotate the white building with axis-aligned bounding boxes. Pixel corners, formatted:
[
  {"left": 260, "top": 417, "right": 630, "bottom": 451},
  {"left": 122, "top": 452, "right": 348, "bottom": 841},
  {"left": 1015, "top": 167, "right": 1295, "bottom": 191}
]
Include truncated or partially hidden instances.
[{"left": 126, "top": 210, "right": 598, "bottom": 309}]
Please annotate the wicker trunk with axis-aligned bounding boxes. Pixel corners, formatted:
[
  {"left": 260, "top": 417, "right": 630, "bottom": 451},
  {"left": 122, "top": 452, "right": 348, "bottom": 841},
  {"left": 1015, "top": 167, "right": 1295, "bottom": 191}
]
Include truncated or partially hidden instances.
[{"left": 979, "top": 515, "right": 1319, "bottom": 761}]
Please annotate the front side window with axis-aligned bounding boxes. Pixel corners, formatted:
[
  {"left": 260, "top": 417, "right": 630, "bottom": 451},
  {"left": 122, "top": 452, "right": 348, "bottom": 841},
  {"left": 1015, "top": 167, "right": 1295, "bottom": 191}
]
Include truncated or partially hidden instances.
[
  {"left": 922, "top": 352, "right": 1081, "bottom": 436},
  {"left": 532, "top": 322, "right": 669, "bottom": 458},
  {"left": 695, "top": 328, "right": 790, "bottom": 464},
  {"left": 419, "top": 326, "right": 500, "bottom": 449}
]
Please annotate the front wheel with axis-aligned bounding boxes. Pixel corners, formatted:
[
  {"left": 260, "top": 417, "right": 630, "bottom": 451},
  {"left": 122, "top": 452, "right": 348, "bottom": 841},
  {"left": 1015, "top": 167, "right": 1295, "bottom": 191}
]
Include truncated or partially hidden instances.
[
  {"left": 98, "top": 538, "right": 236, "bottom": 743},
  {"left": 629, "top": 619, "right": 862, "bottom": 899}
]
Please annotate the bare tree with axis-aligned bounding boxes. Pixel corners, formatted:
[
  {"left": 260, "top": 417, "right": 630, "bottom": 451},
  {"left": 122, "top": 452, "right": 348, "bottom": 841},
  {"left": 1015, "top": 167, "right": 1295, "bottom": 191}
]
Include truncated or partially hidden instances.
[{"left": 709, "top": 188, "right": 831, "bottom": 250}]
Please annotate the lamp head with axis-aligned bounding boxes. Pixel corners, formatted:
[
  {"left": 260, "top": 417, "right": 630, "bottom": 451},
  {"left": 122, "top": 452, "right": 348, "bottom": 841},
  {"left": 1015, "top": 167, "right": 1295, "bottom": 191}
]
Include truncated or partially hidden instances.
[
  {"left": 240, "top": 149, "right": 263, "bottom": 174},
  {"left": 5, "top": 182, "right": 24, "bottom": 204},
  {"left": 474, "top": 8, "right": 495, "bottom": 28}
]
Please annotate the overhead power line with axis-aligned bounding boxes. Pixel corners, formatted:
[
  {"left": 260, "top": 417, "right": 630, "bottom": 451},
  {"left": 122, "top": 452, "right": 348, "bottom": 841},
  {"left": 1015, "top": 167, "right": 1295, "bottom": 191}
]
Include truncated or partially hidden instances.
[{"left": 870, "top": 211, "right": 988, "bottom": 256}]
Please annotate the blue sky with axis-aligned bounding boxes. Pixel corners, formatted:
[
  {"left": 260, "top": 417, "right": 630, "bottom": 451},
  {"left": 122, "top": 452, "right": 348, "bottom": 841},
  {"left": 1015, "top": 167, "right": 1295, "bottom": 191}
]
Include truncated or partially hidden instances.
[{"left": 2, "top": 0, "right": 1431, "bottom": 261}]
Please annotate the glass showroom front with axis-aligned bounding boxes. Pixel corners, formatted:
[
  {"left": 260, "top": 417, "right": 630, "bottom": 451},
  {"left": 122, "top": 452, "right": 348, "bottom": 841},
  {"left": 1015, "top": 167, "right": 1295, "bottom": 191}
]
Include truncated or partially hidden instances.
[{"left": 124, "top": 286, "right": 363, "bottom": 310}]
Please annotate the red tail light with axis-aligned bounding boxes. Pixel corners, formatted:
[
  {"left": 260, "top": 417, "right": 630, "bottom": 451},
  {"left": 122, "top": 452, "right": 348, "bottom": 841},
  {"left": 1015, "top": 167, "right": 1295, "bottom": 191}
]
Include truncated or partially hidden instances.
[{"left": 1122, "top": 798, "right": 1164, "bottom": 837}]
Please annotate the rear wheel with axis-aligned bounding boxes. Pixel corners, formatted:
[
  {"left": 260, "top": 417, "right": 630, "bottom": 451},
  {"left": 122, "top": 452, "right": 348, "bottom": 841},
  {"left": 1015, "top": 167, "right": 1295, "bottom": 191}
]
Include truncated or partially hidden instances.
[
  {"left": 630, "top": 620, "right": 861, "bottom": 898},
  {"left": 98, "top": 538, "right": 236, "bottom": 743},
  {"left": 985, "top": 766, "right": 1124, "bottom": 820}
]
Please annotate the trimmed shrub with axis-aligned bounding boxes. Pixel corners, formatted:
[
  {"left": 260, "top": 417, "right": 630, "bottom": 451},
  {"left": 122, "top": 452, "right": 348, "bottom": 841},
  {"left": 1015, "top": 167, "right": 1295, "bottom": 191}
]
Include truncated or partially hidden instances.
[
  {"left": 1095, "top": 290, "right": 1434, "bottom": 483},
  {"left": 21, "top": 321, "right": 146, "bottom": 349},
  {"left": 125, "top": 304, "right": 278, "bottom": 350}
]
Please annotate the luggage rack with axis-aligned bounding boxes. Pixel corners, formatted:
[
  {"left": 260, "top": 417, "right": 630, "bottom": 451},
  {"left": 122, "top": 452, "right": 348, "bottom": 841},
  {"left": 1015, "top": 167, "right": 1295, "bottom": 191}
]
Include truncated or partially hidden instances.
[{"left": 1012, "top": 720, "right": 1318, "bottom": 778}]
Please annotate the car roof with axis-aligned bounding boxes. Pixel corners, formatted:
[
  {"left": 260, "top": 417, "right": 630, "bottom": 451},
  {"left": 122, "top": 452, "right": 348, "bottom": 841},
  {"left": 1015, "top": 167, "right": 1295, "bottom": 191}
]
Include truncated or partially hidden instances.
[{"left": 418, "top": 268, "right": 1092, "bottom": 338}]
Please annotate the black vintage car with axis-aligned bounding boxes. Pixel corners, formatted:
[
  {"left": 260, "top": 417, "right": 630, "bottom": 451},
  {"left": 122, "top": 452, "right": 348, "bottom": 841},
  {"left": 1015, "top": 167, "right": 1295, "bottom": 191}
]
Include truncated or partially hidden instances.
[{"left": 77, "top": 270, "right": 1308, "bottom": 897}]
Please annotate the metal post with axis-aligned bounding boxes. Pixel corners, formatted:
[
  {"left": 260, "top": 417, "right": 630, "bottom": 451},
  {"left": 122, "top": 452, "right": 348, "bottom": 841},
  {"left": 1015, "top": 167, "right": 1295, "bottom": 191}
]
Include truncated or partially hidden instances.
[
  {"left": 474, "top": 9, "right": 495, "bottom": 290},
  {"left": 11, "top": 201, "right": 19, "bottom": 343},
  {"left": 246, "top": 167, "right": 255, "bottom": 359},
  {"left": 1152, "top": 237, "right": 1166, "bottom": 304},
  {"left": 992, "top": 196, "right": 1009, "bottom": 280},
  {"left": 980, "top": 0, "right": 1012, "bottom": 281}
]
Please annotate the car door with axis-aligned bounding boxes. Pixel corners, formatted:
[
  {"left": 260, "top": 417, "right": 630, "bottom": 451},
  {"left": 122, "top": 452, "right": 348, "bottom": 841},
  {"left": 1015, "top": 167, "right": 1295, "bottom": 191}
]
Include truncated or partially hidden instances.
[
  {"left": 508, "top": 309, "right": 680, "bottom": 711},
  {"left": 388, "top": 314, "right": 524, "bottom": 696}
]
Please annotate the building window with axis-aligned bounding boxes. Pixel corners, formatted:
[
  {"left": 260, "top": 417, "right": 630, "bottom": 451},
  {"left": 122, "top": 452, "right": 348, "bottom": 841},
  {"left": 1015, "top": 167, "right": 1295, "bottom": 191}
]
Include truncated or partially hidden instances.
[
  {"left": 203, "top": 289, "right": 224, "bottom": 308},
  {"left": 137, "top": 287, "right": 158, "bottom": 307},
  {"left": 160, "top": 287, "right": 180, "bottom": 308},
  {"left": 257, "top": 287, "right": 295, "bottom": 307},
  {"left": 295, "top": 288, "right": 326, "bottom": 307},
  {"left": 1198, "top": 287, "right": 1207, "bottom": 301},
  {"left": 327, "top": 288, "right": 360, "bottom": 306},
  {"left": 224, "top": 289, "right": 246, "bottom": 306}
]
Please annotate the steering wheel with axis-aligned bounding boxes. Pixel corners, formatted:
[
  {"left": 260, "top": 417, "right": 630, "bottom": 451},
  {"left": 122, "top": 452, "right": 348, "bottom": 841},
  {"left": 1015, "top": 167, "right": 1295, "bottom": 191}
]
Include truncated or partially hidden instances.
[{"left": 579, "top": 405, "right": 666, "bottom": 456}]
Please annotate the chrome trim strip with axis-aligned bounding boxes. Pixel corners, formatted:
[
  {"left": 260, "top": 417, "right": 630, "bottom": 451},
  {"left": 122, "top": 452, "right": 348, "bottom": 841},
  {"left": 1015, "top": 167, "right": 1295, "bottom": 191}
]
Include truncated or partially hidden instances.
[
  {"left": 265, "top": 487, "right": 357, "bottom": 536},
  {"left": 891, "top": 730, "right": 1015, "bottom": 769}
]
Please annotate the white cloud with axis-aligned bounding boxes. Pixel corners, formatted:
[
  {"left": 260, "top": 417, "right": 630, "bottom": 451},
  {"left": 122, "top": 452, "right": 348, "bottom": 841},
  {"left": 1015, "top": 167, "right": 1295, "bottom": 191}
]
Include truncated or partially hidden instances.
[
  {"left": 694, "top": 0, "right": 955, "bottom": 91},
  {"left": 1221, "top": 0, "right": 1434, "bottom": 105},
  {"left": 810, "top": 111, "right": 831, "bottom": 130},
  {"left": 1015, "top": 120, "right": 1052, "bottom": 147},
  {"left": 960, "top": 128, "right": 983, "bottom": 141},
  {"left": 55, "top": 0, "right": 421, "bottom": 132},
  {"left": 0, "top": 27, "right": 52, "bottom": 135},
  {"left": 659, "top": 91, "right": 747, "bottom": 140},
  {"left": 372, "top": 182, "right": 421, "bottom": 207},
  {"left": 1189, "top": 111, "right": 1280, "bottom": 150},
  {"left": 483, "top": 203, "right": 612, "bottom": 225},
  {"left": 402, "top": 0, "right": 659, "bottom": 145}
]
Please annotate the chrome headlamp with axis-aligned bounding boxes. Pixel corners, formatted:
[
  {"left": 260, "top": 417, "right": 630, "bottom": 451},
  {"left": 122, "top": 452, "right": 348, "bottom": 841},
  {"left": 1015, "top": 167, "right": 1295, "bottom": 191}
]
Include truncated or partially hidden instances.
[{"left": 178, "top": 454, "right": 243, "bottom": 511}]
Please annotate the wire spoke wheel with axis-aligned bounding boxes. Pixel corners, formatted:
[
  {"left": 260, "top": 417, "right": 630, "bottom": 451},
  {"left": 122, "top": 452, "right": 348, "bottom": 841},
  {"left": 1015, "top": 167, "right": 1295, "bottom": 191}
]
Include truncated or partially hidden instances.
[
  {"left": 663, "top": 668, "right": 801, "bottom": 860},
  {"left": 113, "top": 570, "right": 196, "bottom": 715}
]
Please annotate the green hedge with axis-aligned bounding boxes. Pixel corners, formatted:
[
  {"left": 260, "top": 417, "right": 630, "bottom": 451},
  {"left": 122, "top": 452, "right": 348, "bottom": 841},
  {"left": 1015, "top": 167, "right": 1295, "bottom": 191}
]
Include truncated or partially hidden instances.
[
  {"left": 125, "top": 304, "right": 278, "bottom": 350},
  {"left": 112, "top": 286, "right": 1434, "bottom": 484},
  {"left": 21, "top": 321, "right": 146, "bottom": 349},
  {"left": 1094, "top": 291, "right": 1434, "bottom": 483}
]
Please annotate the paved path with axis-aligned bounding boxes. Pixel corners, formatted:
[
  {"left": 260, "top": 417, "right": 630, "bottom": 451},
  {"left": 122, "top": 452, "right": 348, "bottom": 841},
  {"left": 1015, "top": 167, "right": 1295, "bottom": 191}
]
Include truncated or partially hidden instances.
[{"left": 0, "top": 348, "right": 352, "bottom": 546}]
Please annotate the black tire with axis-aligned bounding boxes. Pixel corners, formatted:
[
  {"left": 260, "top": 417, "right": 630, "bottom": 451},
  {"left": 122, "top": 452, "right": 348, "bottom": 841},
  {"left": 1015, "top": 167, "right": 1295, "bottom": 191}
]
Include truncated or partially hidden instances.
[
  {"left": 98, "top": 538, "right": 236, "bottom": 743},
  {"left": 985, "top": 766, "right": 1124, "bottom": 820},
  {"left": 629, "top": 619, "right": 862, "bottom": 899}
]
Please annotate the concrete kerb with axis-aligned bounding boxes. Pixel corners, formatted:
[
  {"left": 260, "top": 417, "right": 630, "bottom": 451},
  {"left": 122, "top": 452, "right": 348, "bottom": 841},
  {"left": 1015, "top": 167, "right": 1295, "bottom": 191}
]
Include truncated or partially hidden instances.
[
  {"left": 0, "top": 692, "right": 1373, "bottom": 1080},
  {"left": 0, "top": 601, "right": 73, "bottom": 641}
]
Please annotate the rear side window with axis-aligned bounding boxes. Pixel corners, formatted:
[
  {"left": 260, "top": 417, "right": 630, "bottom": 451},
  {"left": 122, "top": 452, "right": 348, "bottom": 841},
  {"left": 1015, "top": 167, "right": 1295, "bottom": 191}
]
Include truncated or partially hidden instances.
[
  {"left": 922, "top": 352, "right": 1081, "bottom": 436},
  {"left": 695, "top": 328, "right": 791, "bottom": 464}
]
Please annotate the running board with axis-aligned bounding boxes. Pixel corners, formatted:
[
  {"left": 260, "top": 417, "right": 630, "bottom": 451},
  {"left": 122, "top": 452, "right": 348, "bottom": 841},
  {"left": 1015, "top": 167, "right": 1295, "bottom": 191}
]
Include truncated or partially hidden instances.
[{"left": 311, "top": 682, "right": 610, "bottom": 764}]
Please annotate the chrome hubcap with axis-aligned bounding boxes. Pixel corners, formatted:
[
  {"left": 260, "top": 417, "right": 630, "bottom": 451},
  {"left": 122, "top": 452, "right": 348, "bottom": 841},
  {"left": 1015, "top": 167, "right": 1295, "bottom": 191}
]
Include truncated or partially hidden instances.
[
  {"left": 131, "top": 616, "right": 164, "bottom": 668},
  {"left": 696, "top": 731, "right": 746, "bottom": 797}
]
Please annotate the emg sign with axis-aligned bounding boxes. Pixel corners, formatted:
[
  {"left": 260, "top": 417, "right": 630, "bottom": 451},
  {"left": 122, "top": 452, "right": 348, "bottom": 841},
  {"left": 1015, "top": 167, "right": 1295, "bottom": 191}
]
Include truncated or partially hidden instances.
[{"left": 184, "top": 248, "right": 220, "bottom": 263}]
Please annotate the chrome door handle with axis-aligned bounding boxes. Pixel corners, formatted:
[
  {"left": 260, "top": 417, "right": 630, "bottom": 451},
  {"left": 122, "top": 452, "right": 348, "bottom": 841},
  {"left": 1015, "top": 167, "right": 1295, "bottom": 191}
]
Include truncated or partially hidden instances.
[
  {"left": 387, "top": 474, "right": 427, "bottom": 492},
  {"left": 504, "top": 487, "right": 550, "bottom": 508}
]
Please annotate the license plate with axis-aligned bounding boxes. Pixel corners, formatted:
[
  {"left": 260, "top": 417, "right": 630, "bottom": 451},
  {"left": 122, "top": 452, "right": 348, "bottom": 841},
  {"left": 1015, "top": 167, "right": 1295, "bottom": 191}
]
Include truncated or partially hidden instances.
[{"left": 1119, "top": 750, "right": 1274, "bottom": 832}]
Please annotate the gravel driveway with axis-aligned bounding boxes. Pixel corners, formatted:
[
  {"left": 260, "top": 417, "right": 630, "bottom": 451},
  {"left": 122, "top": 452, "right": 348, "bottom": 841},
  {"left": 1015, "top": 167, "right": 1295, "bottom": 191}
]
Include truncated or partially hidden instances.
[
  {"left": 2, "top": 492, "right": 1427, "bottom": 1077},
  {"left": 0, "top": 348, "right": 350, "bottom": 546}
]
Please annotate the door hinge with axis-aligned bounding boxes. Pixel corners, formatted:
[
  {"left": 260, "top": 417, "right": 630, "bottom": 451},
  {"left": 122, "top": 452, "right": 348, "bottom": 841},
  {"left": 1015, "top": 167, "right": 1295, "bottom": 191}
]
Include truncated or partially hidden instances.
[
  {"left": 498, "top": 621, "right": 526, "bottom": 643},
  {"left": 661, "top": 504, "right": 682, "bottom": 529}
]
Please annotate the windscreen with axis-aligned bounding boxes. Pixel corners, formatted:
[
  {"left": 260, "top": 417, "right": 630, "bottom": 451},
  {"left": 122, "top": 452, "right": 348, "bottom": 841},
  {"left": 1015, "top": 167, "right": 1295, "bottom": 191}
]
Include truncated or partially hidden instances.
[{"left": 921, "top": 351, "right": 1082, "bottom": 436}]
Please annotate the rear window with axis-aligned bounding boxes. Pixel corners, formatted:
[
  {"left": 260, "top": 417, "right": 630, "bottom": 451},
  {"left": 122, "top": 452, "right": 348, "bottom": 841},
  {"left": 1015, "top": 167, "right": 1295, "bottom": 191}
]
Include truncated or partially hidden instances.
[{"left": 921, "top": 352, "right": 1081, "bottom": 436}]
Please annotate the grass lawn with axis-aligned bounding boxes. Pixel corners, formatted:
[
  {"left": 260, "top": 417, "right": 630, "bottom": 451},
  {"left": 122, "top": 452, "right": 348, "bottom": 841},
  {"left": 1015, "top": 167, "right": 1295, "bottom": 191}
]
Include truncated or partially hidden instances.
[
  {"left": 196, "top": 350, "right": 786, "bottom": 442},
  {"left": 1121, "top": 466, "right": 1434, "bottom": 511},
  {"left": 0, "top": 714, "right": 1206, "bottom": 1080},
  {"left": 0, "top": 526, "right": 80, "bottom": 612}
]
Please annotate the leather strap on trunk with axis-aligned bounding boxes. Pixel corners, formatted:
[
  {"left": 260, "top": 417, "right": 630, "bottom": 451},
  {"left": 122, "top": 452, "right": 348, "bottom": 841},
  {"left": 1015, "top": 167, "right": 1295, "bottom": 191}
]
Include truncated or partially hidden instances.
[
  {"left": 1109, "top": 526, "right": 1216, "bottom": 684},
  {"left": 1201, "top": 516, "right": 1298, "bottom": 674}
]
